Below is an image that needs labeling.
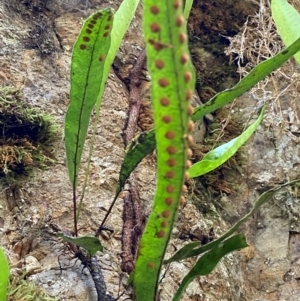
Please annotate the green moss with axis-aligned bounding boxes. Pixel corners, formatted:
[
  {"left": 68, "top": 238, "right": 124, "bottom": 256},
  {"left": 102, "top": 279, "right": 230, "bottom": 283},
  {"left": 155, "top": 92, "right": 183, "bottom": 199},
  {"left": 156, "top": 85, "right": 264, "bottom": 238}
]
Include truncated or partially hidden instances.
[
  {"left": 7, "top": 274, "right": 57, "bottom": 301},
  {"left": 0, "top": 86, "right": 60, "bottom": 183}
]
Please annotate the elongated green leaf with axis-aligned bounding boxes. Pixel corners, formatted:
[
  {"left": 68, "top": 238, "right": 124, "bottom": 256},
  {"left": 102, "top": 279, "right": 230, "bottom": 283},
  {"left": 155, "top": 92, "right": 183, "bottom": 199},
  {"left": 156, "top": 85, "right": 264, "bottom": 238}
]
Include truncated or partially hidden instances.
[
  {"left": 173, "top": 234, "right": 248, "bottom": 301},
  {"left": 165, "top": 179, "right": 300, "bottom": 264},
  {"left": 189, "top": 106, "right": 265, "bottom": 178},
  {"left": 271, "top": 0, "right": 300, "bottom": 64},
  {"left": 57, "top": 233, "right": 103, "bottom": 256},
  {"left": 76, "top": 0, "right": 139, "bottom": 223},
  {"left": 133, "top": 1, "right": 195, "bottom": 299},
  {"left": 65, "top": 9, "right": 113, "bottom": 187},
  {"left": 116, "top": 38, "right": 300, "bottom": 192},
  {"left": 116, "top": 131, "right": 155, "bottom": 195},
  {"left": 192, "top": 37, "right": 300, "bottom": 122},
  {"left": 0, "top": 247, "right": 9, "bottom": 301}
]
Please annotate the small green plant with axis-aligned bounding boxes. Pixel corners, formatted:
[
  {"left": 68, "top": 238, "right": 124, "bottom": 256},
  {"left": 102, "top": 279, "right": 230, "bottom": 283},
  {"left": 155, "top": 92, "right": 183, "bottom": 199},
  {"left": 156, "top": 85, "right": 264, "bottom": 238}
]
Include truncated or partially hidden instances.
[{"left": 60, "top": 0, "right": 300, "bottom": 300}]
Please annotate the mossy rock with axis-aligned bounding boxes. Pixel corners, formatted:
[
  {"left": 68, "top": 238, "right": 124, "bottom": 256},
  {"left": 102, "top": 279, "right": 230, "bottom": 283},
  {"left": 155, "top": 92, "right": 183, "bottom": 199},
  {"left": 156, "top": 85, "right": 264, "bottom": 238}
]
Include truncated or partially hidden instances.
[{"left": 0, "top": 86, "right": 60, "bottom": 182}]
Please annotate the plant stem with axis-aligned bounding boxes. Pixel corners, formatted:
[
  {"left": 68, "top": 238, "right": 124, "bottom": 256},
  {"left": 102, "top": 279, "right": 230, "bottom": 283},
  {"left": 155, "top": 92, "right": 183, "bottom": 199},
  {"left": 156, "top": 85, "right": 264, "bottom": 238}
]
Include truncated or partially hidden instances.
[{"left": 73, "top": 187, "right": 78, "bottom": 236}]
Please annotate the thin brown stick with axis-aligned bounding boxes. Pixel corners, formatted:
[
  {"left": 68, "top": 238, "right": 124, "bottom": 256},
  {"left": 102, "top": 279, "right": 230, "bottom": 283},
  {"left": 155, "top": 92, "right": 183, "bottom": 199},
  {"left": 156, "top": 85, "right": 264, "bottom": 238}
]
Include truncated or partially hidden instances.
[
  {"left": 129, "top": 173, "right": 145, "bottom": 257},
  {"left": 121, "top": 193, "right": 135, "bottom": 273},
  {"left": 123, "top": 48, "right": 146, "bottom": 144},
  {"left": 120, "top": 48, "right": 147, "bottom": 273}
]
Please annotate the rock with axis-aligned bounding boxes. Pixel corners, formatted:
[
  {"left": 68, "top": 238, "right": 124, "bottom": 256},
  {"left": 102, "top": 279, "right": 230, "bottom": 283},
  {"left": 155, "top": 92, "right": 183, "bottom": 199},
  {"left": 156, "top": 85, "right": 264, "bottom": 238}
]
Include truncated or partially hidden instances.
[{"left": 25, "top": 255, "right": 42, "bottom": 276}]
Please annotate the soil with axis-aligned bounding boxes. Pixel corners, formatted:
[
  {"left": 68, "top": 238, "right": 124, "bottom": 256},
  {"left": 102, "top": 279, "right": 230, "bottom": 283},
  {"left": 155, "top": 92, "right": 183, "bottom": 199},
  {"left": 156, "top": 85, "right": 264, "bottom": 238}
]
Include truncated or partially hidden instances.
[{"left": 1, "top": 0, "right": 300, "bottom": 301}]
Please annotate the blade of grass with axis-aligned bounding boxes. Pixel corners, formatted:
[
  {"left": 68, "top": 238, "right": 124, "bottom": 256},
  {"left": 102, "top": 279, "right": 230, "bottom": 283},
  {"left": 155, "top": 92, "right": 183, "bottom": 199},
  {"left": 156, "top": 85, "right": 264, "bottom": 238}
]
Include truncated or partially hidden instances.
[
  {"left": 173, "top": 234, "right": 248, "bottom": 301},
  {"left": 188, "top": 106, "right": 265, "bottom": 178},
  {"left": 165, "top": 179, "right": 300, "bottom": 263}
]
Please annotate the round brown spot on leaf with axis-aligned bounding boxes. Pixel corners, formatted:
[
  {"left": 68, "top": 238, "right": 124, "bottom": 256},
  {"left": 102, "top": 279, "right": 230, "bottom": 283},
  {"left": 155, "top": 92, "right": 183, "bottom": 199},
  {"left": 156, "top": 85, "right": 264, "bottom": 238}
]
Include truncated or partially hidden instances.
[
  {"left": 179, "top": 33, "right": 187, "bottom": 43},
  {"left": 165, "top": 197, "right": 173, "bottom": 206},
  {"left": 188, "top": 135, "right": 194, "bottom": 145},
  {"left": 90, "top": 20, "right": 97, "bottom": 25},
  {"left": 154, "top": 43, "right": 164, "bottom": 51},
  {"left": 184, "top": 71, "right": 192, "bottom": 83},
  {"left": 176, "top": 15, "right": 185, "bottom": 27},
  {"left": 166, "top": 185, "right": 175, "bottom": 193},
  {"left": 108, "top": 15, "right": 114, "bottom": 21},
  {"left": 162, "top": 115, "right": 172, "bottom": 123},
  {"left": 161, "top": 221, "right": 168, "bottom": 228},
  {"left": 83, "top": 36, "right": 90, "bottom": 42},
  {"left": 174, "top": 0, "right": 181, "bottom": 9},
  {"left": 99, "top": 55, "right": 105, "bottom": 61},
  {"left": 149, "top": 39, "right": 166, "bottom": 51},
  {"left": 147, "top": 262, "right": 155, "bottom": 268},
  {"left": 188, "top": 105, "right": 194, "bottom": 116},
  {"left": 162, "top": 210, "right": 171, "bottom": 218},
  {"left": 150, "top": 22, "right": 161, "bottom": 33},
  {"left": 155, "top": 59, "right": 165, "bottom": 69},
  {"left": 182, "top": 185, "right": 188, "bottom": 193},
  {"left": 157, "top": 230, "right": 166, "bottom": 238},
  {"left": 165, "top": 131, "right": 175, "bottom": 139},
  {"left": 166, "top": 146, "right": 176, "bottom": 154},
  {"left": 180, "top": 53, "right": 189, "bottom": 64},
  {"left": 80, "top": 44, "right": 87, "bottom": 50},
  {"left": 186, "top": 160, "right": 192, "bottom": 168},
  {"left": 86, "top": 29, "right": 92, "bottom": 34},
  {"left": 88, "top": 24, "right": 94, "bottom": 29},
  {"left": 186, "top": 89, "right": 193, "bottom": 100},
  {"left": 188, "top": 120, "right": 195, "bottom": 132},
  {"left": 167, "top": 158, "right": 176, "bottom": 167},
  {"left": 158, "top": 78, "right": 169, "bottom": 87},
  {"left": 105, "top": 25, "right": 111, "bottom": 30},
  {"left": 165, "top": 171, "right": 175, "bottom": 179},
  {"left": 103, "top": 31, "right": 110, "bottom": 37},
  {"left": 150, "top": 5, "right": 160, "bottom": 14},
  {"left": 160, "top": 97, "right": 170, "bottom": 106},
  {"left": 95, "top": 12, "right": 102, "bottom": 19}
]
